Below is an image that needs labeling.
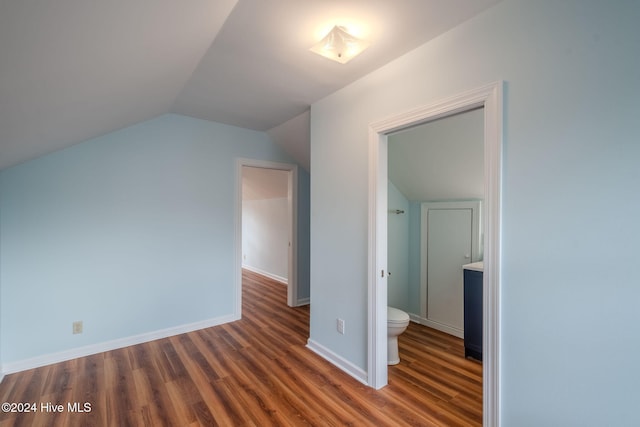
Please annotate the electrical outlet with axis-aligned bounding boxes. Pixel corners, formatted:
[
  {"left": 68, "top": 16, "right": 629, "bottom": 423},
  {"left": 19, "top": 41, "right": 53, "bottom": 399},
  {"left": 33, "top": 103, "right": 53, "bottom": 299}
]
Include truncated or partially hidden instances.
[
  {"left": 337, "top": 318, "right": 345, "bottom": 335},
  {"left": 72, "top": 321, "right": 83, "bottom": 334}
]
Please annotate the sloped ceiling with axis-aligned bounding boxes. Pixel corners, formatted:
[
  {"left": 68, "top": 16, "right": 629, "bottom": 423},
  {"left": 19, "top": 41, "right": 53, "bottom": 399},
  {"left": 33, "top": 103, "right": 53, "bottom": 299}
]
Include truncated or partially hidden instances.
[
  {"left": 0, "top": 0, "right": 238, "bottom": 170},
  {"left": 0, "top": 0, "right": 501, "bottom": 171},
  {"left": 389, "top": 108, "right": 484, "bottom": 202}
]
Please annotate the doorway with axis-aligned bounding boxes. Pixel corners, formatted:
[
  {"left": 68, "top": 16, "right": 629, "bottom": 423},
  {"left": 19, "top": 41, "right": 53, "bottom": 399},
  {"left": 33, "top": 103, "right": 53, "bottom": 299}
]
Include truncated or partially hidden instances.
[
  {"left": 235, "top": 158, "right": 299, "bottom": 318},
  {"left": 367, "top": 82, "right": 502, "bottom": 425}
]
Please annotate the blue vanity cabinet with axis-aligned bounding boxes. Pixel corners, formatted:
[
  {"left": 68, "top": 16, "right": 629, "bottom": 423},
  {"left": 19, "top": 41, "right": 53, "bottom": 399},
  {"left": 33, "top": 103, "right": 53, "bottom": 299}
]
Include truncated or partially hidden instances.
[{"left": 463, "top": 265, "right": 483, "bottom": 361}]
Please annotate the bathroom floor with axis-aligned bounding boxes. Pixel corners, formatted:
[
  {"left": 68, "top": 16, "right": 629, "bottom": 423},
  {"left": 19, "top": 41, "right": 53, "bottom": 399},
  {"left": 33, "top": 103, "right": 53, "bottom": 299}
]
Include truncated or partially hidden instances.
[{"left": 389, "top": 321, "right": 483, "bottom": 424}]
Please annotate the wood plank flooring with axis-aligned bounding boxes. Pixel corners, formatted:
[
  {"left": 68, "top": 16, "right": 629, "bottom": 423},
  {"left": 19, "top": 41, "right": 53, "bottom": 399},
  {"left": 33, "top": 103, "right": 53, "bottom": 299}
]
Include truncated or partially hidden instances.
[{"left": 0, "top": 270, "right": 482, "bottom": 426}]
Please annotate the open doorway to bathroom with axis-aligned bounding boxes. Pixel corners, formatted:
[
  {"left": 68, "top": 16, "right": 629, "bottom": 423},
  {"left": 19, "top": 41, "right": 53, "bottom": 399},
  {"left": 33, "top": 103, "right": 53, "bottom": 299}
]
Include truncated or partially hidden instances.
[
  {"left": 387, "top": 108, "right": 484, "bottom": 336},
  {"left": 368, "top": 82, "right": 502, "bottom": 425},
  {"left": 386, "top": 108, "right": 484, "bottom": 424}
]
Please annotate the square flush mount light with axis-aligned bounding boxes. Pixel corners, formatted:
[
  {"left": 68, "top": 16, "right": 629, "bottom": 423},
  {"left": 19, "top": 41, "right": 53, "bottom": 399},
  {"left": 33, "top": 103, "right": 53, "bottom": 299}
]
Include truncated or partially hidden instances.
[{"left": 310, "top": 25, "right": 369, "bottom": 64}]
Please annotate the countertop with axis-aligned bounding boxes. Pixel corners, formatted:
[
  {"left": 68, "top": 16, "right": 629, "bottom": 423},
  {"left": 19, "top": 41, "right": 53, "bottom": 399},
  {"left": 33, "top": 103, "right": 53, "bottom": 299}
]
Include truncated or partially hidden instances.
[{"left": 462, "top": 261, "right": 484, "bottom": 272}]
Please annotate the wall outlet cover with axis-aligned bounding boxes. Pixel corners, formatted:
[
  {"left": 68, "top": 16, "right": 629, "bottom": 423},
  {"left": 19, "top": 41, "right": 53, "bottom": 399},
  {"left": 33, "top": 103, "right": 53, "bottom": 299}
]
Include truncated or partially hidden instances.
[{"left": 72, "top": 321, "right": 83, "bottom": 334}]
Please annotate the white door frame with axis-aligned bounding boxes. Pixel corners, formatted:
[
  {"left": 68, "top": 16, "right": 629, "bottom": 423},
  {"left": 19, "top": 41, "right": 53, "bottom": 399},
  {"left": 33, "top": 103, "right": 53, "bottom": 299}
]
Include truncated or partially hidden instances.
[
  {"left": 367, "top": 82, "right": 502, "bottom": 426},
  {"left": 235, "top": 158, "right": 299, "bottom": 317}
]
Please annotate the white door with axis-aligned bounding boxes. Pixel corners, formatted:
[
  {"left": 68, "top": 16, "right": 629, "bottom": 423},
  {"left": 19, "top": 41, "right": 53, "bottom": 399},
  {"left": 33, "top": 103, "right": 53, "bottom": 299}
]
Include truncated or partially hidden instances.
[
  {"left": 420, "top": 200, "right": 481, "bottom": 338},
  {"left": 426, "top": 208, "right": 472, "bottom": 333}
]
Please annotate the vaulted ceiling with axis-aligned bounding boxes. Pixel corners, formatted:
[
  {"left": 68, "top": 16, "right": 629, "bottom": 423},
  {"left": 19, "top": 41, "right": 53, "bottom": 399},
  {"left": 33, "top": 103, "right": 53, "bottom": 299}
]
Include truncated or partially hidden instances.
[
  {"left": 389, "top": 108, "right": 484, "bottom": 202},
  {"left": 0, "top": 0, "right": 500, "bottom": 171}
]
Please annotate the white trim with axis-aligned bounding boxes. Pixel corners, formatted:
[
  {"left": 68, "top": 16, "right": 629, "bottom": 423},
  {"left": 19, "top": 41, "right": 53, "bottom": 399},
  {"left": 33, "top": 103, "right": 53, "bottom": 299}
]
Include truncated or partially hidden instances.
[
  {"left": 306, "top": 339, "right": 368, "bottom": 386},
  {"left": 296, "top": 297, "right": 310, "bottom": 306},
  {"left": 242, "top": 264, "right": 288, "bottom": 285},
  {"left": 483, "top": 81, "right": 503, "bottom": 427},
  {"left": 288, "top": 164, "right": 299, "bottom": 306},
  {"left": 367, "top": 124, "right": 388, "bottom": 389},
  {"left": 1, "top": 314, "right": 237, "bottom": 375},
  {"left": 368, "top": 81, "right": 502, "bottom": 426},
  {"left": 408, "top": 313, "right": 464, "bottom": 339},
  {"left": 236, "top": 158, "right": 299, "bottom": 313}
]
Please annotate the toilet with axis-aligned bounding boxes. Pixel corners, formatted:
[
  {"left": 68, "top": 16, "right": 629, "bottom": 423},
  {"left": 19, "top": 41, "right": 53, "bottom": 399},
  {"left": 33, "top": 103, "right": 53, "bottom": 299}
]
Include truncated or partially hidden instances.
[{"left": 387, "top": 306, "right": 410, "bottom": 365}]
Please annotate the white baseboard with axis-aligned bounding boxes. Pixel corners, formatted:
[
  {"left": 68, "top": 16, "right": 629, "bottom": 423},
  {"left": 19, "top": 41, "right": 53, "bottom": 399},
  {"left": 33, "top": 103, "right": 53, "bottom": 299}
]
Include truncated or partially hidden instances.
[
  {"left": 408, "top": 313, "right": 464, "bottom": 339},
  {"left": 242, "top": 264, "right": 288, "bottom": 285},
  {"left": 2, "top": 313, "right": 239, "bottom": 375},
  {"left": 295, "top": 297, "right": 310, "bottom": 306},
  {"left": 306, "top": 339, "right": 368, "bottom": 386}
]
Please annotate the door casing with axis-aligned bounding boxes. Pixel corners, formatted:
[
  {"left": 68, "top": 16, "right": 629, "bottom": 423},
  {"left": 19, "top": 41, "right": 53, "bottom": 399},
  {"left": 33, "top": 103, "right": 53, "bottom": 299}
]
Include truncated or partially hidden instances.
[{"left": 235, "top": 158, "right": 299, "bottom": 317}]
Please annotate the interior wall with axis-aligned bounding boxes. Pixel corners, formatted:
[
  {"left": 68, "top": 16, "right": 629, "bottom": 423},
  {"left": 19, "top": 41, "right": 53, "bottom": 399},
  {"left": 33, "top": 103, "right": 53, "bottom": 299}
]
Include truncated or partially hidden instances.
[
  {"left": 242, "top": 196, "right": 289, "bottom": 282},
  {"left": 386, "top": 181, "right": 409, "bottom": 310},
  {"left": 310, "top": 0, "right": 640, "bottom": 424},
  {"left": 0, "top": 113, "right": 301, "bottom": 366},
  {"left": 407, "top": 201, "right": 422, "bottom": 316}
]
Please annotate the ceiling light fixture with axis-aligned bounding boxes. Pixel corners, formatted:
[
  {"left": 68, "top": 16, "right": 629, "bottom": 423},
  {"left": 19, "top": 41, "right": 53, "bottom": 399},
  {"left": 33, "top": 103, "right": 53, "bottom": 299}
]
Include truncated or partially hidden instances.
[{"left": 310, "top": 25, "right": 369, "bottom": 64}]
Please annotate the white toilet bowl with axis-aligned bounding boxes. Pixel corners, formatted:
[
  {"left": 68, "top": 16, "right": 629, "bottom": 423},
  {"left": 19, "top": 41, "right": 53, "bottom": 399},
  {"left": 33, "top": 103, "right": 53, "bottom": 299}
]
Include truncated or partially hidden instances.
[{"left": 387, "top": 306, "right": 410, "bottom": 365}]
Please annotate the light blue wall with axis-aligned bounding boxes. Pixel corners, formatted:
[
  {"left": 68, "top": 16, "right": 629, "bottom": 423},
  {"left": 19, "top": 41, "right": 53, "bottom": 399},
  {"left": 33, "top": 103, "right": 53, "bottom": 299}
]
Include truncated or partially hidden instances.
[
  {"left": 310, "top": 0, "right": 640, "bottom": 424},
  {"left": 387, "top": 181, "right": 409, "bottom": 310},
  {"left": 0, "top": 113, "right": 309, "bottom": 364},
  {"left": 407, "top": 202, "right": 421, "bottom": 316}
]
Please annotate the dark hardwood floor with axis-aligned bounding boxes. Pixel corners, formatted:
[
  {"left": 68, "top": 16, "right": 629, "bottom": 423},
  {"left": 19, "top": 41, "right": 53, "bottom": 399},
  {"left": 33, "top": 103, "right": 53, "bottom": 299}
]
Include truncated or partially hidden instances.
[{"left": 0, "top": 270, "right": 481, "bottom": 426}]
